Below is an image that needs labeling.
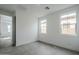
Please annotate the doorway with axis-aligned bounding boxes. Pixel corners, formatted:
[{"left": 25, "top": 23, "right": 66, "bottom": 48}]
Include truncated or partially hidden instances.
[{"left": 0, "top": 14, "right": 16, "bottom": 48}]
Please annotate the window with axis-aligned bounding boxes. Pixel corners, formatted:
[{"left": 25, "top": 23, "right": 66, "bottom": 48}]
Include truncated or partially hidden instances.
[
  {"left": 8, "top": 25, "right": 11, "bottom": 32},
  {"left": 40, "top": 20, "right": 47, "bottom": 34},
  {"left": 60, "top": 12, "right": 76, "bottom": 35}
]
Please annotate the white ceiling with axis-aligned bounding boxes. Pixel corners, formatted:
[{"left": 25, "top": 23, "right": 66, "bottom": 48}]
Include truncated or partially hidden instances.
[{"left": 0, "top": 4, "right": 75, "bottom": 17}]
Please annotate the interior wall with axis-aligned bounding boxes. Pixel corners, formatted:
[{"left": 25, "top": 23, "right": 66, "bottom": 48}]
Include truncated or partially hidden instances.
[
  {"left": 0, "top": 5, "right": 38, "bottom": 46},
  {"left": 16, "top": 9, "right": 38, "bottom": 46},
  {"left": 38, "top": 5, "right": 79, "bottom": 52}
]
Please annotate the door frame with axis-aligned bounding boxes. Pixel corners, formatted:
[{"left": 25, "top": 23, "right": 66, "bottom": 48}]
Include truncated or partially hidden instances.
[{"left": 12, "top": 16, "right": 16, "bottom": 46}]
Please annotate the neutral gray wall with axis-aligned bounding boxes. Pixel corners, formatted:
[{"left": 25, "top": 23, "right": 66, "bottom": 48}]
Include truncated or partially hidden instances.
[
  {"left": 16, "top": 9, "right": 38, "bottom": 46},
  {"left": 0, "top": 6, "right": 38, "bottom": 46},
  {"left": 38, "top": 5, "right": 79, "bottom": 52}
]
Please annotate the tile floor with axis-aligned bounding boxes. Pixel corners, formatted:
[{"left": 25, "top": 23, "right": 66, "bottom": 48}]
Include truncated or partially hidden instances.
[{"left": 0, "top": 41, "right": 79, "bottom": 55}]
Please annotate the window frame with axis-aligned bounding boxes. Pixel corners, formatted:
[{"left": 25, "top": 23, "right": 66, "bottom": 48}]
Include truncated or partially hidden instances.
[
  {"left": 40, "top": 19, "right": 47, "bottom": 34},
  {"left": 60, "top": 11, "right": 77, "bottom": 36}
]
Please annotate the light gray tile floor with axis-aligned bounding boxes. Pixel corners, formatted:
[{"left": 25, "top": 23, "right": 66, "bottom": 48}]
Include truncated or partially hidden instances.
[
  {"left": 0, "top": 38, "right": 12, "bottom": 48},
  {"left": 0, "top": 41, "right": 79, "bottom": 55}
]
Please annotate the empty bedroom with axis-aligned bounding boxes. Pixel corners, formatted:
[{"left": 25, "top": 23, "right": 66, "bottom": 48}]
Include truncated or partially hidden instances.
[{"left": 0, "top": 4, "right": 79, "bottom": 55}]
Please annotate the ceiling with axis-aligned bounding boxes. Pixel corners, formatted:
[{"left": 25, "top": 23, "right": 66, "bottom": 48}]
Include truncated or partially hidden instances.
[{"left": 0, "top": 4, "right": 75, "bottom": 17}]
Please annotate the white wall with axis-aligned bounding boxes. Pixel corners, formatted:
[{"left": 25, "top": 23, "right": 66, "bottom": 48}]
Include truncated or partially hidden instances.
[
  {"left": 16, "top": 9, "right": 38, "bottom": 46},
  {"left": 0, "top": 5, "right": 38, "bottom": 46},
  {"left": 38, "top": 5, "right": 79, "bottom": 52}
]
